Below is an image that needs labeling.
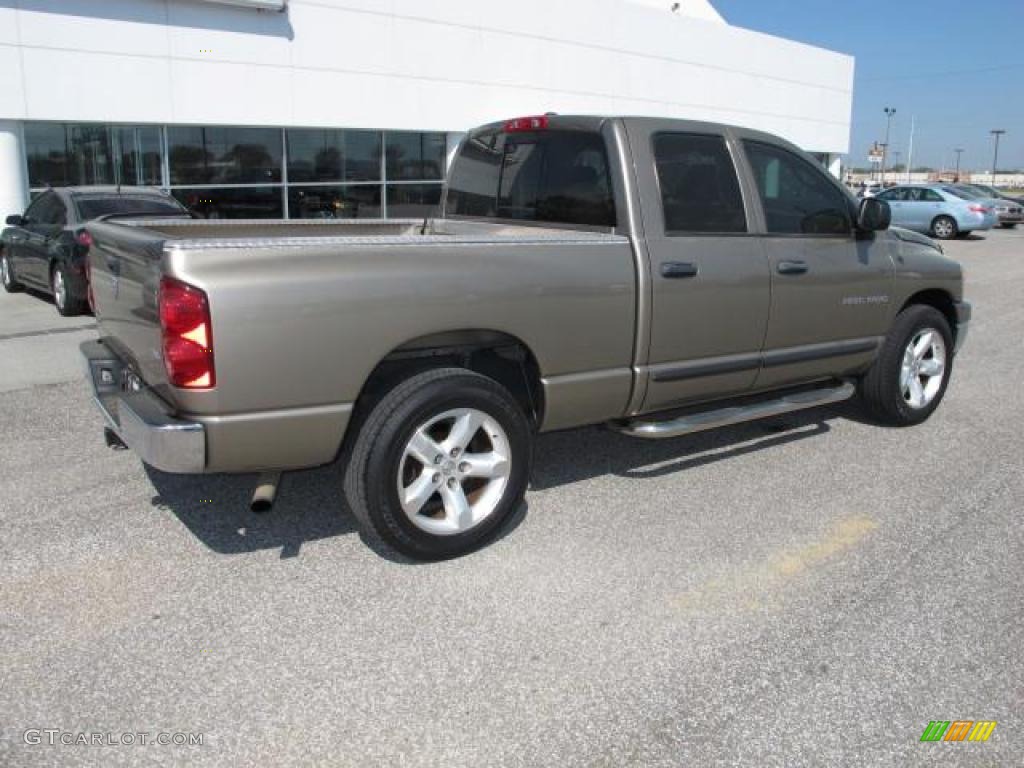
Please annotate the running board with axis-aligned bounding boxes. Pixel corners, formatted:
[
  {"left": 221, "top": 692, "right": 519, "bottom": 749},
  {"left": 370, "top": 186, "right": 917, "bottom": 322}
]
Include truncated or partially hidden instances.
[{"left": 612, "top": 381, "right": 855, "bottom": 440}]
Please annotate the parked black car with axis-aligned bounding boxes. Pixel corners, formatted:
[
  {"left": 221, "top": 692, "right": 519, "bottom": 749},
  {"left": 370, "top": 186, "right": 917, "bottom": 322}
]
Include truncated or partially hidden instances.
[{"left": 1, "top": 187, "right": 190, "bottom": 316}]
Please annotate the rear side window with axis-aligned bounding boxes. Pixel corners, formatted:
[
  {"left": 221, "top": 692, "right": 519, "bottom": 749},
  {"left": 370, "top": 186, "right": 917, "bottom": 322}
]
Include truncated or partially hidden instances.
[
  {"left": 653, "top": 133, "right": 746, "bottom": 234},
  {"left": 75, "top": 195, "right": 186, "bottom": 220},
  {"left": 744, "top": 141, "right": 851, "bottom": 235},
  {"left": 445, "top": 128, "right": 616, "bottom": 228}
]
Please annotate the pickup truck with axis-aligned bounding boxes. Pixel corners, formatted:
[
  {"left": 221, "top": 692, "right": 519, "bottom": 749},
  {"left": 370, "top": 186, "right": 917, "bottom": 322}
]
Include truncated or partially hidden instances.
[{"left": 82, "top": 115, "right": 970, "bottom": 559}]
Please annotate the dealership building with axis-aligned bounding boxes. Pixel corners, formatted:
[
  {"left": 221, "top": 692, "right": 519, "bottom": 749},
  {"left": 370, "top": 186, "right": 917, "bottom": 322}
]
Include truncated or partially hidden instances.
[{"left": 0, "top": 0, "right": 854, "bottom": 222}]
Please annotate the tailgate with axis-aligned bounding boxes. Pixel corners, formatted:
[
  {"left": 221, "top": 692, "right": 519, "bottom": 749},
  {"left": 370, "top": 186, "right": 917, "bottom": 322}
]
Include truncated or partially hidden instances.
[{"left": 86, "top": 220, "right": 171, "bottom": 396}]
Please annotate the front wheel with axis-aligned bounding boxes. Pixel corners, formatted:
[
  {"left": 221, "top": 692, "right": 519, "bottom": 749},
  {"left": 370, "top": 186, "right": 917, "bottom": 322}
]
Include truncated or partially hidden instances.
[
  {"left": 858, "top": 305, "right": 953, "bottom": 426},
  {"left": 930, "top": 216, "right": 958, "bottom": 240},
  {"left": 343, "top": 367, "right": 532, "bottom": 560}
]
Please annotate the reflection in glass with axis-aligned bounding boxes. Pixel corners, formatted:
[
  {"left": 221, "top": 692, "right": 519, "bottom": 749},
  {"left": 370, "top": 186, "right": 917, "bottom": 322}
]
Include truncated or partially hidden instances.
[
  {"left": 386, "top": 132, "right": 446, "bottom": 180},
  {"left": 26, "top": 122, "right": 162, "bottom": 188},
  {"left": 172, "top": 187, "right": 284, "bottom": 219},
  {"left": 115, "top": 126, "right": 163, "bottom": 186},
  {"left": 386, "top": 184, "right": 443, "bottom": 218},
  {"left": 25, "top": 123, "right": 71, "bottom": 187},
  {"left": 286, "top": 129, "right": 381, "bottom": 182},
  {"left": 288, "top": 185, "right": 382, "bottom": 219},
  {"left": 168, "top": 126, "right": 282, "bottom": 185}
]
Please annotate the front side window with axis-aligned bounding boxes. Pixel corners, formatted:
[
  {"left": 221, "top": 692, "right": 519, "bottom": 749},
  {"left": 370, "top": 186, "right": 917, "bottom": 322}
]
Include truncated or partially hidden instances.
[
  {"left": 744, "top": 141, "right": 851, "bottom": 235},
  {"left": 27, "top": 192, "right": 65, "bottom": 226},
  {"left": 653, "top": 133, "right": 746, "bottom": 234},
  {"left": 446, "top": 128, "right": 616, "bottom": 228}
]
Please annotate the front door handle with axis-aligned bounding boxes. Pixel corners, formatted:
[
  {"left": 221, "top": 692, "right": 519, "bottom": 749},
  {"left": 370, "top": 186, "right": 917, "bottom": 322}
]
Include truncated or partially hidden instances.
[
  {"left": 777, "top": 260, "right": 809, "bottom": 275},
  {"left": 661, "top": 261, "right": 699, "bottom": 279}
]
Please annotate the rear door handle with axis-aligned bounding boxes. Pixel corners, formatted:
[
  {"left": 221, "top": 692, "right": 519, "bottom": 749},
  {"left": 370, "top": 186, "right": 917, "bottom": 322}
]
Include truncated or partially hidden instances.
[
  {"left": 777, "top": 260, "right": 809, "bottom": 275},
  {"left": 661, "top": 261, "right": 699, "bottom": 279}
]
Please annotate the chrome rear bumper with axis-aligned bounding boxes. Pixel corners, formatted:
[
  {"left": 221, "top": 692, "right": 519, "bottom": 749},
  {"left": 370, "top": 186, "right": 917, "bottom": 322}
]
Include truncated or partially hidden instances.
[{"left": 81, "top": 340, "right": 205, "bottom": 473}]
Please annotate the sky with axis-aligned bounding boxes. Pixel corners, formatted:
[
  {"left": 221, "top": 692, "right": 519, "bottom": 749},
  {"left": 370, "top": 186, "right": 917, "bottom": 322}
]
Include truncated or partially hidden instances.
[{"left": 712, "top": 0, "right": 1024, "bottom": 171}]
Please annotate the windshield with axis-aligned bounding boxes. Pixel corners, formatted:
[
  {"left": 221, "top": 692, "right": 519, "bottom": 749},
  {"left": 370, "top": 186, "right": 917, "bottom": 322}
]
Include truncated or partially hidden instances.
[{"left": 74, "top": 195, "right": 187, "bottom": 220}]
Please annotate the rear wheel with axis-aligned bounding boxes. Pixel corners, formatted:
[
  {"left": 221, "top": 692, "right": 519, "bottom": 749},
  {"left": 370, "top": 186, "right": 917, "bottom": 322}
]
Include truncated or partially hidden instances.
[
  {"left": 930, "top": 215, "right": 958, "bottom": 240},
  {"left": 1000, "top": 222, "right": 1017, "bottom": 229},
  {"left": 859, "top": 305, "right": 953, "bottom": 426},
  {"left": 51, "top": 263, "right": 88, "bottom": 316},
  {"left": 343, "top": 367, "right": 532, "bottom": 560},
  {"left": 2, "top": 251, "right": 24, "bottom": 292}
]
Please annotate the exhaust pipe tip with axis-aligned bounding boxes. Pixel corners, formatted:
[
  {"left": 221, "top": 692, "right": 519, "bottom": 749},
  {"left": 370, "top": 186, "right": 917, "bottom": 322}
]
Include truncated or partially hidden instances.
[{"left": 250, "top": 472, "right": 281, "bottom": 513}]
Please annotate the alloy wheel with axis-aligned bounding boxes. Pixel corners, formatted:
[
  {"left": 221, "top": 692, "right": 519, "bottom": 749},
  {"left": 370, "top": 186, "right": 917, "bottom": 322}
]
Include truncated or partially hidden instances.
[
  {"left": 396, "top": 407, "right": 511, "bottom": 536},
  {"left": 900, "top": 328, "right": 946, "bottom": 409},
  {"left": 53, "top": 268, "right": 66, "bottom": 310}
]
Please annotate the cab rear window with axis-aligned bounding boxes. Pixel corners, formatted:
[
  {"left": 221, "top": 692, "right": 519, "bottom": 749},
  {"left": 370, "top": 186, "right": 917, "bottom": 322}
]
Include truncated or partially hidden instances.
[{"left": 445, "top": 128, "right": 616, "bottom": 228}]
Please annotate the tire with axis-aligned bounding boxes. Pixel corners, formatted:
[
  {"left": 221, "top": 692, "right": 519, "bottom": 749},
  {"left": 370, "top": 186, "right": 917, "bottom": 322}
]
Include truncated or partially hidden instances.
[
  {"left": 1, "top": 251, "right": 24, "bottom": 293},
  {"left": 343, "top": 367, "right": 532, "bottom": 560},
  {"left": 858, "top": 305, "right": 954, "bottom": 426},
  {"left": 51, "top": 263, "right": 88, "bottom": 317},
  {"left": 1000, "top": 223, "right": 1017, "bottom": 229},
  {"left": 930, "top": 215, "right": 958, "bottom": 240}
]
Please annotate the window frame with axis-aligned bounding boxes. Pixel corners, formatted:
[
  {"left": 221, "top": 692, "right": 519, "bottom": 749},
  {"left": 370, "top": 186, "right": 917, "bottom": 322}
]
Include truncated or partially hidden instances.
[
  {"left": 650, "top": 130, "right": 751, "bottom": 238},
  {"left": 742, "top": 139, "right": 856, "bottom": 239}
]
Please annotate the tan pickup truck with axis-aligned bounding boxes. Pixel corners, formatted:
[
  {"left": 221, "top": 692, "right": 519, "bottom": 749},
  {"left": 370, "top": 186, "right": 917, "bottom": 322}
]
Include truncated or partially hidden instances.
[{"left": 82, "top": 115, "right": 970, "bottom": 559}]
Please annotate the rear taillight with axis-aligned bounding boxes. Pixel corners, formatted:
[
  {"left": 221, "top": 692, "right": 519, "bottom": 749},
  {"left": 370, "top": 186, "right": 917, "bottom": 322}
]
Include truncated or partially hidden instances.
[
  {"left": 159, "top": 276, "right": 215, "bottom": 389},
  {"left": 504, "top": 115, "right": 549, "bottom": 132},
  {"left": 968, "top": 204, "right": 988, "bottom": 213},
  {"left": 75, "top": 230, "right": 93, "bottom": 248}
]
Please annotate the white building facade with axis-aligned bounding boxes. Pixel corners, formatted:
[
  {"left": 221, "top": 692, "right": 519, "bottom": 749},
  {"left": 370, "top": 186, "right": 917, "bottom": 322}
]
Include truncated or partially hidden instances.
[{"left": 0, "top": 0, "right": 854, "bottom": 222}]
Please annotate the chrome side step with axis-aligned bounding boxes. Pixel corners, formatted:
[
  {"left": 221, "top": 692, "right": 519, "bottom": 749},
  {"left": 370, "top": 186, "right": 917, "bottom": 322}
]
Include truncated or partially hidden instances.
[{"left": 612, "top": 381, "right": 855, "bottom": 440}]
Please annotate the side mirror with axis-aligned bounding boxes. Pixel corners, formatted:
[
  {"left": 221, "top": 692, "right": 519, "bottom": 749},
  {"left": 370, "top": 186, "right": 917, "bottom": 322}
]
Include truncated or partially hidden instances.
[
  {"left": 5, "top": 214, "right": 25, "bottom": 227},
  {"left": 857, "top": 197, "right": 891, "bottom": 232}
]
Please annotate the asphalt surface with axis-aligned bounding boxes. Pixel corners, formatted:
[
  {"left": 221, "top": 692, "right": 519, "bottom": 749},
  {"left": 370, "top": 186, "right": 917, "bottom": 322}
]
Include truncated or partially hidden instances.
[{"left": 1, "top": 229, "right": 1021, "bottom": 767}]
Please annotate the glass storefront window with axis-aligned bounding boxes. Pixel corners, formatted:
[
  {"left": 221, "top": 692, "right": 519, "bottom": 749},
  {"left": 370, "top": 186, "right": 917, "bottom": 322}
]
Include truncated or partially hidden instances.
[
  {"left": 115, "top": 126, "right": 162, "bottom": 186},
  {"left": 26, "top": 122, "right": 450, "bottom": 220},
  {"left": 25, "top": 122, "right": 162, "bottom": 188},
  {"left": 168, "top": 126, "right": 282, "bottom": 185},
  {"left": 386, "top": 132, "right": 446, "bottom": 181},
  {"left": 386, "top": 183, "right": 442, "bottom": 218},
  {"left": 286, "top": 129, "right": 381, "bottom": 183},
  {"left": 25, "top": 123, "right": 72, "bottom": 187},
  {"left": 288, "top": 185, "right": 382, "bottom": 219},
  {"left": 171, "top": 187, "right": 284, "bottom": 219}
]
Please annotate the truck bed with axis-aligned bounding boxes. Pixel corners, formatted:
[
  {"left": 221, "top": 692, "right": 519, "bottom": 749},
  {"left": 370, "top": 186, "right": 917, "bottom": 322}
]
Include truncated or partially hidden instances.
[{"left": 84, "top": 215, "right": 636, "bottom": 471}]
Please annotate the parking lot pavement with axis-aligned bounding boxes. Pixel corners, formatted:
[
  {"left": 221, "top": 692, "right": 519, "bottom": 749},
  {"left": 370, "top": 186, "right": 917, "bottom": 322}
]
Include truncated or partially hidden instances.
[
  {"left": 1, "top": 229, "right": 1022, "bottom": 767},
  {"left": 0, "top": 288, "right": 96, "bottom": 392}
]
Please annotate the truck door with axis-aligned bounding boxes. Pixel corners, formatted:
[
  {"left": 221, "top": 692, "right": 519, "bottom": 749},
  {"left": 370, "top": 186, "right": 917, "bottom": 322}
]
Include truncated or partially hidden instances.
[
  {"left": 738, "top": 138, "right": 893, "bottom": 389},
  {"left": 626, "top": 123, "right": 771, "bottom": 413}
]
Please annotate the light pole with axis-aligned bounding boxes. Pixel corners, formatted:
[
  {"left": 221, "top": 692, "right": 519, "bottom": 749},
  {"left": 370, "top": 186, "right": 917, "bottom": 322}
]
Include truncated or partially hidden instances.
[
  {"left": 881, "top": 107, "right": 896, "bottom": 183},
  {"left": 954, "top": 148, "right": 964, "bottom": 181},
  {"left": 990, "top": 130, "right": 1006, "bottom": 186}
]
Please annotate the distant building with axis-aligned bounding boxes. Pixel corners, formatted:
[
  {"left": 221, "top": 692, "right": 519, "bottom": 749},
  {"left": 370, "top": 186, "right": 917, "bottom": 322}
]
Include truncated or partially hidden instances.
[{"left": 0, "top": 0, "right": 853, "bottom": 221}]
